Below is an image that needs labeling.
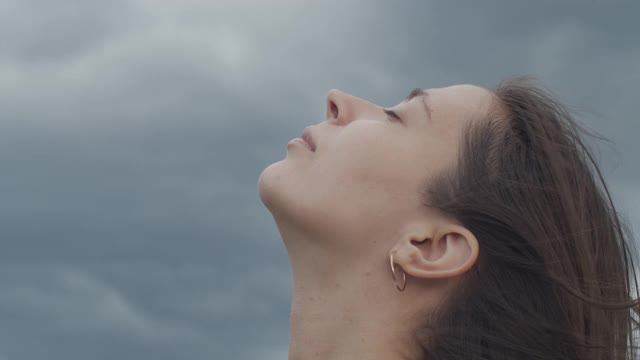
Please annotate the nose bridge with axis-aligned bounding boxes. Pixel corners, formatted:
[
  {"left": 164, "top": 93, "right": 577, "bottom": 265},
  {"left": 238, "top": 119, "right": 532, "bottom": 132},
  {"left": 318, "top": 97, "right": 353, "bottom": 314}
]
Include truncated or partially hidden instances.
[{"left": 325, "top": 89, "right": 375, "bottom": 124}]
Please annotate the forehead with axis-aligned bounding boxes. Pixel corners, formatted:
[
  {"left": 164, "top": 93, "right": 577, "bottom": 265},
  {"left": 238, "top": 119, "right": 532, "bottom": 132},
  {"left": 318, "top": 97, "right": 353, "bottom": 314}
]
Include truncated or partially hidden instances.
[{"left": 423, "top": 84, "right": 494, "bottom": 121}]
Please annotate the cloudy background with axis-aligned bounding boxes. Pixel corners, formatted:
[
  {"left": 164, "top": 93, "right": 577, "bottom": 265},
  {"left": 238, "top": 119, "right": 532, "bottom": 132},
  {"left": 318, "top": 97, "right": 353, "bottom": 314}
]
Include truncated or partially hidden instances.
[{"left": 0, "top": 0, "right": 638, "bottom": 359}]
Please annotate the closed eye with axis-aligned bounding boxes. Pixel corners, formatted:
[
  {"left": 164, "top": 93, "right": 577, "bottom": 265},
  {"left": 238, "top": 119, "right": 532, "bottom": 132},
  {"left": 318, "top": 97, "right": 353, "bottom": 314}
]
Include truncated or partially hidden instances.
[{"left": 383, "top": 108, "right": 401, "bottom": 122}]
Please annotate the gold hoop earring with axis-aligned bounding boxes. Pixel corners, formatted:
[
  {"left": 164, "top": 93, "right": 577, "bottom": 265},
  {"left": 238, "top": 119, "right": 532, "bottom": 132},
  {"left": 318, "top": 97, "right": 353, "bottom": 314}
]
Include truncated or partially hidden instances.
[{"left": 389, "top": 252, "right": 406, "bottom": 291}]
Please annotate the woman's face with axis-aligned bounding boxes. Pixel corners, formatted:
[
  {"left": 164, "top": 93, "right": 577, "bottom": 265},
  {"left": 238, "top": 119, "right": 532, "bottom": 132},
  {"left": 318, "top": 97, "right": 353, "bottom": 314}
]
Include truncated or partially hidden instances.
[{"left": 258, "top": 84, "right": 494, "bottom": 257}]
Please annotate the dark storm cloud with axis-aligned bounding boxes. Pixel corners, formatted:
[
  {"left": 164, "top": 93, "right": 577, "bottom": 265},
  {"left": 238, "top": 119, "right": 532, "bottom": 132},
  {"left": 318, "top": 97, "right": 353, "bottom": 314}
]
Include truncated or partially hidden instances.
[
  {"left": 0, "top": 0, "right": 638, "bottom": 359},
  {"left": 0, "top": 0, "right": 135, "bottom": 63}
]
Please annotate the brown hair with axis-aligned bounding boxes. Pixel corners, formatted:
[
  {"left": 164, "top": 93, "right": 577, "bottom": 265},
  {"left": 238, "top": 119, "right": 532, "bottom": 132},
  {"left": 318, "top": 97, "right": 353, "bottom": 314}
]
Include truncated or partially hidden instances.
[{"left": 415, "top": 77, "right": 640, "bottom": 359}]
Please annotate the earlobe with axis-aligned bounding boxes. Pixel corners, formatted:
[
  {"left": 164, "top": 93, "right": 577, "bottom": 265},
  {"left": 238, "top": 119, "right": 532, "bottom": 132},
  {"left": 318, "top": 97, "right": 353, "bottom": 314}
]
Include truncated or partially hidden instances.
[{"left": 392, "top": 225, "right": 479, "bottom": 280}]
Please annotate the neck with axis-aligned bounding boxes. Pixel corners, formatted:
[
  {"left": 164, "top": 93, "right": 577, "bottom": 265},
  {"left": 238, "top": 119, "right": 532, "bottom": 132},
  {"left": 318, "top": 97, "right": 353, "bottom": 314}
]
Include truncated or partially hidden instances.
[{"left": 285, "top": 245, "right": 423, "bottom": 360}]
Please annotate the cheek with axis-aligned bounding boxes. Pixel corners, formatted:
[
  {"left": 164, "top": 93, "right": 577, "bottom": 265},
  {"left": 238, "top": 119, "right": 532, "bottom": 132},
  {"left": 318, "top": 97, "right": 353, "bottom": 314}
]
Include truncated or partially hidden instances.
[
  {"left": 322, "top": 137, "right": 416, "bottom": 200},
  {"left": 331, "top": 132, "right": 389, "bottom": 171}
]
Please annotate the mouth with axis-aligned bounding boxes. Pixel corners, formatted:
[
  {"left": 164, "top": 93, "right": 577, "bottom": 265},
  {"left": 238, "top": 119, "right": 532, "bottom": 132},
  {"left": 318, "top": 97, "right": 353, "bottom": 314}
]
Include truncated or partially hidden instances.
[{"left": 301, "top": 127, "right": 316, "bottom": 152}]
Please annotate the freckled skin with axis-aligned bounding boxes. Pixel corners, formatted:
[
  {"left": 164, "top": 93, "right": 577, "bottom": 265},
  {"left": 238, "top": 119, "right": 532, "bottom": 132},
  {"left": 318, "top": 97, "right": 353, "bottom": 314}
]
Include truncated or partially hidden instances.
[
  {"left": 259, "top": 85, "right": 492, "bottom": 259},
  {"left": 258, "top": 84, "right": 490, "bottom": 360}
]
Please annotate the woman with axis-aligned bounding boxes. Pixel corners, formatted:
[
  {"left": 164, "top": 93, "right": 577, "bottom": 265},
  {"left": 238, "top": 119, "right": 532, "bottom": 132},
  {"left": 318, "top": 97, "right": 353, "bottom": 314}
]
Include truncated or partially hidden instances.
[{"left": 257, "top": 77, "right": 640, "bottom": 360}]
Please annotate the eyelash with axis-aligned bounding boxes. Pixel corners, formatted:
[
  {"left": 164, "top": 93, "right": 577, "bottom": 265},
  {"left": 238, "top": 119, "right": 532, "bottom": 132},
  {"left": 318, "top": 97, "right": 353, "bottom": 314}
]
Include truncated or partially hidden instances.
[{"left": 383, "top": 109, "right": 401, "bottom": 122}]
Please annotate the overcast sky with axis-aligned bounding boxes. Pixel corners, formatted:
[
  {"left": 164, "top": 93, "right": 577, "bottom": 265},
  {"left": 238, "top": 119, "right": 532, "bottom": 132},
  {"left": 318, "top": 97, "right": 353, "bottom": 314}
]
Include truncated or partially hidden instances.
[{"left": 0, "top": 1, "right": 638, "bottom": 359}]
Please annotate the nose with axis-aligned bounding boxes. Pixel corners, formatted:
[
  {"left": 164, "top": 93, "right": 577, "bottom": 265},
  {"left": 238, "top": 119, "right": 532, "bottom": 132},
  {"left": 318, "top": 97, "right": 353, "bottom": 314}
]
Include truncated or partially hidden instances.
[{"left": 325, "top": 89, "right": 378, "bottom": 125}]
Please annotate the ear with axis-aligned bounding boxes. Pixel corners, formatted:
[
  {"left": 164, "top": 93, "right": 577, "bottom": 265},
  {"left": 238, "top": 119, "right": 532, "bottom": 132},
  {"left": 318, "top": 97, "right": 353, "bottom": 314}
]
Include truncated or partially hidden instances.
[{"left": 391, "top": 223, "right": 479, "bottom": 279}]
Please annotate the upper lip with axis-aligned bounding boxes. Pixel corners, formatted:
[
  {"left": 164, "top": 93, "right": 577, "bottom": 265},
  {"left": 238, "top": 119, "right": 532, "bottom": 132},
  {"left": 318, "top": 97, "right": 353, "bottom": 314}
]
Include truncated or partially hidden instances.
[{"left": 301, "top": 127, "right": 316, "bottom": 151}]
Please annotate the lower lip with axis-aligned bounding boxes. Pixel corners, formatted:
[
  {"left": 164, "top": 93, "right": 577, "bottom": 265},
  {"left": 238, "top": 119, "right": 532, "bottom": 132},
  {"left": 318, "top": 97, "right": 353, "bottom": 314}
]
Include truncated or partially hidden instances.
[{"left": 288, "top": 138, "right": 312, "bottom": 151}]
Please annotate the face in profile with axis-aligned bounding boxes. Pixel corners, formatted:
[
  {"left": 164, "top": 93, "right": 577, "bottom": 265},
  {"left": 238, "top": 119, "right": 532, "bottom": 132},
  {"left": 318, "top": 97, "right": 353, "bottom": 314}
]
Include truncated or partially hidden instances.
[{"left": 258, "top": 85, "right": 494, "bottom": 260}]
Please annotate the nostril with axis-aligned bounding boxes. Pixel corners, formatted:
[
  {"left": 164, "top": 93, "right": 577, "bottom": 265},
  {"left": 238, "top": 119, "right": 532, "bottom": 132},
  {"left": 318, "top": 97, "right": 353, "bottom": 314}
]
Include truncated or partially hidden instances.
[{"left": 329, "top": 100, "right": 339, "bottom": 119}]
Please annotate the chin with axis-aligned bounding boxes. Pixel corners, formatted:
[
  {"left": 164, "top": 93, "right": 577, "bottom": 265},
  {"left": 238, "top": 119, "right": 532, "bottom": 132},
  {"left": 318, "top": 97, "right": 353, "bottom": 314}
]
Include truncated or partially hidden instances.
[
  {"left": 258, "top": 160, "right": 301, "bottom": 212},
  {"left": 257, "top": 162, "right": 281, "bottom": 209}
]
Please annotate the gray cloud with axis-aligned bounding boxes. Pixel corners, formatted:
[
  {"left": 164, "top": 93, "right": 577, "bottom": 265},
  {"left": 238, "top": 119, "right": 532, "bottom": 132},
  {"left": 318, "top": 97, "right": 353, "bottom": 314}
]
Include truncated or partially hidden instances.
[{"left": 0, "top": 0, "right": 638, "bottom": 358}]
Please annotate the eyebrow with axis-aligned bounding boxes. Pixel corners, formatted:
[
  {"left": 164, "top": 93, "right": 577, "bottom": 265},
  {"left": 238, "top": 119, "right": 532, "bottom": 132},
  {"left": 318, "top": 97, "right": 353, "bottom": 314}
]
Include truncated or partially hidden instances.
[{"left": 402, "top": 88, "right": 431, "bottom": 120}]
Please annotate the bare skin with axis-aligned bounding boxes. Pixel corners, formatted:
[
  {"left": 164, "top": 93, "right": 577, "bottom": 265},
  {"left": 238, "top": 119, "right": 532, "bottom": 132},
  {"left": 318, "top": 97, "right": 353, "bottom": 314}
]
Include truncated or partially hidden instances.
[{"left": 258, "top": 84, "right": 494, "bottom": 360}]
